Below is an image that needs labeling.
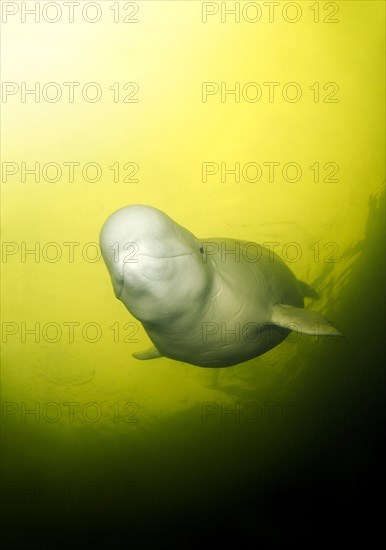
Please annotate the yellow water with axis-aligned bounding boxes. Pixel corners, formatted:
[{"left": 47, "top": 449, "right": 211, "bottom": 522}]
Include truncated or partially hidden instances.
[{"left": 1, "top": 1, "right": 385, "bottom": 547}]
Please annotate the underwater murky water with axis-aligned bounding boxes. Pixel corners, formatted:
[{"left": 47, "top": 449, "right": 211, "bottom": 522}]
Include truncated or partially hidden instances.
[{"left": 1, "top": 1, "right": 385, "bottom": 547}]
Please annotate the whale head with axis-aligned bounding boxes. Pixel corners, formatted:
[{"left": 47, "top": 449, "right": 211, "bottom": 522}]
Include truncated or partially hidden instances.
[{"left": 100, "top": 205, "right": 212, "bottom": 323}]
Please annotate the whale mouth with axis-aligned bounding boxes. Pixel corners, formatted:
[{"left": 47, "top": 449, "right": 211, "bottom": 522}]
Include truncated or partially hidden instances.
[
  {"left": 117, "top": 251, "right": 196, "bottom": 299},
  {"left": 114, "top": 277, "right": 125, "bottom": 299},
  {"left": 136, "top": 252, "right": 194, "bottom": 259}
]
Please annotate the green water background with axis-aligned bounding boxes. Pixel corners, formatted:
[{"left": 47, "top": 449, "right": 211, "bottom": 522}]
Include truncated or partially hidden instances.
[{"left": 1, "top": 1, "right": 385, "bottom": 547}]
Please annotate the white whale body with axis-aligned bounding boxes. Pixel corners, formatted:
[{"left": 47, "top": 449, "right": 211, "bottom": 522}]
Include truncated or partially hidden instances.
[{"left": 100, "top": 205, "right": 341, "bottom": 367}]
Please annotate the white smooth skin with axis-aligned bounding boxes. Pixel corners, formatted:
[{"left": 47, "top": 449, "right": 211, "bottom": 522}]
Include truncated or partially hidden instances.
[{"left": 100, "top": 205, "right": 338, "bottom": 367}]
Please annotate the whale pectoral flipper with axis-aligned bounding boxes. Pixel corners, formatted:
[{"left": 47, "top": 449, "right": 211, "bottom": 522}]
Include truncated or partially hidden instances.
[
  {"left": 271, "top": 304, "right": 342, "bottom": 336},
  {"left": 132, "top": 346, "right": 162, "bottom": 360}
]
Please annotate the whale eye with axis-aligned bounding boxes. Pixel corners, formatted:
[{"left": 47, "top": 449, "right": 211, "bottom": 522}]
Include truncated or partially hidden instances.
[{"left": 199, "top": 245, "right": 204, "bottom": 255}]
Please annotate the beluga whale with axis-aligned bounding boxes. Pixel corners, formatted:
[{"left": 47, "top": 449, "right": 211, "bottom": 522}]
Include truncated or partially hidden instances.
[{"left": 100, "top": 205, "right": 341, "bottom": 368}]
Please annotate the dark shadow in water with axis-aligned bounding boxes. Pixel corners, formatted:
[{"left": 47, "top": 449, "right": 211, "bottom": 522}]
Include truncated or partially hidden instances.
[{"left": 203, "top": 188, "right": 385, "bottom": 403}]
